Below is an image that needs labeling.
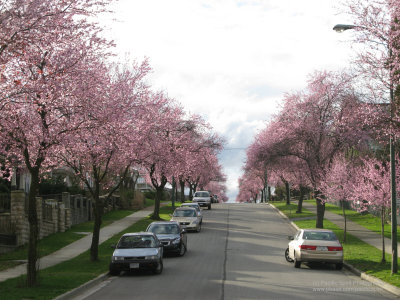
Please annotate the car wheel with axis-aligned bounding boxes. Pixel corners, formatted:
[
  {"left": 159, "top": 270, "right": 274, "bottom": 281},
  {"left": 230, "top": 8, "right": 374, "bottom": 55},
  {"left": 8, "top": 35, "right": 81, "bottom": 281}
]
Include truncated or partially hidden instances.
[
  {"left": 196, "top": 223, "right": 202, "bottom": 233},
  {"left": 285, "top": 248, "right": 293, "bottom": 263},
  {"left": 178, "top": 243, "right": 186, "bottom": 256},
  {"left": 335, "top": 263, "right": 343, "bottom": 270},
  {"left": 153, "top": 259, "right": 163, "bottom": 274},
  {"left": 294, "top": 253, "right": 301, "bottom": 268},
  {"left": 109, "top": 264, "right": 120, "bottom": 276}
]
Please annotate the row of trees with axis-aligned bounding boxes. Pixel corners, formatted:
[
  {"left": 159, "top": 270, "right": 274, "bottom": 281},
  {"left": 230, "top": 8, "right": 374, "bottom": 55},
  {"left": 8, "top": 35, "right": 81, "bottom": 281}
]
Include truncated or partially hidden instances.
[
  {"left": 237, "top": 0, "right": 400, "bottom": 265},
  {"left": 0, "top": 0, "right": 226, "bottom": 286}
]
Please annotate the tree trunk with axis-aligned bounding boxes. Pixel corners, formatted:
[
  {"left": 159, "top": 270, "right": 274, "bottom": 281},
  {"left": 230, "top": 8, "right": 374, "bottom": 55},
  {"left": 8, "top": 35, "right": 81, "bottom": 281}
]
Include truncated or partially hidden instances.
[
  {"left": 285, "top": 181, "right": 290, "bottom": 205},
  {"left": 90, "top": 184, "right": 102, "bottom": 261},
  {"left": 268, "top": 186, "right": 271, "bottom": 202},
  {"left": 381, "top": 206, "right": 386, "bottom": 263},
  {"left": 188, "top": 185, "right": 193, "bottom": 201},
  {"left": 179, "top": 179, "right": 185, "bottom": 202},
  {"left": 152, "top": 187, "right": 163, "bottom": 220},
  {"left": 296, "top": 185, "right": 305, "bottom": 213},
  {"left": 171, "top": 177, "right": 176, "bottom": 210},
  {"left": 342, "top": 200, "right": 347, "bottom": 243},
  {"left": 261, "top": 189, "right": 264, "bottom": 203},
  {"left": 315, "top": 191, "right": 325, "bottom": 228},
  {"left": 27, "top": 167, "right": 40, "bottom": 286}
]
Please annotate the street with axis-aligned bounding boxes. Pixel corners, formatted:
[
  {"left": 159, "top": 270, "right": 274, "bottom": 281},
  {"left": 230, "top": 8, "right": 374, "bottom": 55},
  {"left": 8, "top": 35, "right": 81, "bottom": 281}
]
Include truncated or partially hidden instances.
[{"left": 75, "top": 203, "right": 396, "bottom": 300}]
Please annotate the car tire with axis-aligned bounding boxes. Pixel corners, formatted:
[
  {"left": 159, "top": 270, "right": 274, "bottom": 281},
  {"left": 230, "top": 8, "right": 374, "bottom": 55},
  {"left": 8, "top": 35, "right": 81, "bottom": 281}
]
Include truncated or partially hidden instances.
[
  {"left": 294, "top": 253, "right": 301, "bottom": 268},
  {"left": 285, "top": 248, "right": 293, "bottom": 263},
  {"left": 335, "top": 263, "right": 343, "bottom": 270},
  {"left": 153, "top": 259, "right": 163, "bottom": 274},
  {"left": 196, "top": 223, "right": 201, "bottom": 233},
  {"left": 178, "top": 243, "right": 186, "bottom": 256},
  {"left": 109, "top": 264, "right": 120, "bottom": 276}
]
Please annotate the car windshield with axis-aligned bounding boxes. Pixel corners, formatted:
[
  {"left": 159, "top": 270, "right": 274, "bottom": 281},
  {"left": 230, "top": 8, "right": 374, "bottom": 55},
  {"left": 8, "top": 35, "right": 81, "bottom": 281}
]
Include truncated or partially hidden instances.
[
  {"left": 148, "top": 224, "right": 180, "bottom": 234},
  {"left": 183, "top": 204, "right": 199, "bottom": 211},
  {"left": 194, "top": 192, "right": 209, "bottom": 197},
  {"left": 173, "top": 209, "right": 197, "bottom": 217},
  {"left": 117, "top": 235, "right": 156, "bottom": 248},
  {"left": 303, "top": 231, "right": 337, "bottom": 241}
]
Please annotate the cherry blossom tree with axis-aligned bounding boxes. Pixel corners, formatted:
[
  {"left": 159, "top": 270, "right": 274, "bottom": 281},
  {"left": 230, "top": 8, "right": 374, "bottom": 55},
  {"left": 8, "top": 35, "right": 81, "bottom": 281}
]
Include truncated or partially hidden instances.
[
  {"left": 320, "top": 153, "right": 357, "bottom": 242},
  {"left": 57, "top": 60, "right": 151, "bottom": 261},
  {"left": 349, "top": 157, "right": 399, "bottom": 262},
  {"left": 0, "top": 0, "right": 114, "bottom": 286}
]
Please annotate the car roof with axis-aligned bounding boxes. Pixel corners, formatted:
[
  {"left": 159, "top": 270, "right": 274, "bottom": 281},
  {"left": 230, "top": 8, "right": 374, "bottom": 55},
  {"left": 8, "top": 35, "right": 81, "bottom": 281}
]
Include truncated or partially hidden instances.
[
  {"left": 302, "top": 229, "right": 335, "bottom": 233},
  {"left": 148, "top": 221, "right": 180, "bottom": 226},
  {"left": 122, "top": 232, "right": 155, "bottom": 237},
  {"left": 181, "top": 203, "right": 199, "bottom": 206},
  {"left": 174, "top": 207, "right": 196, "bottom": 210}
]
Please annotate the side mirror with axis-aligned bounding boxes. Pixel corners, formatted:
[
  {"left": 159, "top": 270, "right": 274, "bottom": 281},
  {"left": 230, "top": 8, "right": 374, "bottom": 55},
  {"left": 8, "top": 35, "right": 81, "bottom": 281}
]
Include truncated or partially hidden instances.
[
  {"left": 181, "top": 229, "right": 187, "bottom": 234},
  {"left": 288, "top": 236, "right": 294, "bottom": 240},
  {"left": 111, "top": 244, "right": 116, "bottom": 249},
  {"left": 159, "top": 243, "right": 164, "bottom": 247}
]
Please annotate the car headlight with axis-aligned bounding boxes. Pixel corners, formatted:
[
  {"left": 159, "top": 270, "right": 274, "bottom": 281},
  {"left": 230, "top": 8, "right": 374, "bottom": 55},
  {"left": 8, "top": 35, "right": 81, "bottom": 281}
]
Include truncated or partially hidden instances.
[
  {"left": 112, "top": 256, "right": 124, "bottom": 261},
  {"left": 172, "top": 238, "right": 180, "bottom": 244},
  {"left": 145, "top": 255, "right": 158, "bottom": 260}
]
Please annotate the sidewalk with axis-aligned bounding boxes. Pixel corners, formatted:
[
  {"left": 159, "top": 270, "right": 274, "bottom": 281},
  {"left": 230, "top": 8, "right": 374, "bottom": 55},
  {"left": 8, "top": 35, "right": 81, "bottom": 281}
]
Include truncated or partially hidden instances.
[
  {"left": 301, "top": 201, "right": 400, "bottom": 257},
  {"left": 0, "top": 205, "right": 157, "bottom": 283}
]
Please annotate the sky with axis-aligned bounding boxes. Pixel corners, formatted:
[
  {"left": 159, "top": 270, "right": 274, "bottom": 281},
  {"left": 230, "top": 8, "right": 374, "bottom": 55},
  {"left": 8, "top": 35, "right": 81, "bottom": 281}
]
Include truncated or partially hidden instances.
[{"left": 103, "top": 0, "right": 355, "bottom": 202}]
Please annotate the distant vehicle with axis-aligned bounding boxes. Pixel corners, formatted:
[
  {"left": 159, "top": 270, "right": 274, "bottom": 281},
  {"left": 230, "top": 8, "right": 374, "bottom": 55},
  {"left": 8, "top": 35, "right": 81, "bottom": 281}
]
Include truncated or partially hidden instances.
[
  {"left": 146, "top": 221, "right": 187, "bottom": 256},
  {"left": 181, "top": 202, "right": 203, "bottom": 224},
  {"left": 192, "top": 190, "right": 211, "bottom": 210},
  {"left": 171, "top": 207, "right": 201, "bottom": 232},
  {"left": 109, "top": 232, "right": 164, "bottom": 275},
  {"left": 286, "top": 229, "right": 343, "bottom": 269},
  {"left": 212, "top": 194, "right": 219, "bottom": 203}
]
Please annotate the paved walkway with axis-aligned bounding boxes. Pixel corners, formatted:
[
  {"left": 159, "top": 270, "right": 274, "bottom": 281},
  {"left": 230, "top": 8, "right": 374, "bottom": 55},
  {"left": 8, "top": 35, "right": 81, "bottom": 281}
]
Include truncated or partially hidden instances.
[
  {"left": 300, "top": 201, "right": 400, "bottom": 257},
  {"left": 0, "top": 205, "right": 160, "bottom": 282}
]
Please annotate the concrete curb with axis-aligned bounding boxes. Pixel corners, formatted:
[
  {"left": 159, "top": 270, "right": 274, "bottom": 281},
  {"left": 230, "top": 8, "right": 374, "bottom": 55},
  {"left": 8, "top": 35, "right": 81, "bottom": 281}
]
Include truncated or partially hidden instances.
[
  {"left": 53, "top": 272, "right": 109, "bottom": 300},
  {"left": 269, "top": 203, "right": 400, "bottom": 297},
  {"left": 269, "top": 203, "right": 300, "bottom": 231},
  {"left": 343, "top": 263, "right": 400, "bottom": 297}
]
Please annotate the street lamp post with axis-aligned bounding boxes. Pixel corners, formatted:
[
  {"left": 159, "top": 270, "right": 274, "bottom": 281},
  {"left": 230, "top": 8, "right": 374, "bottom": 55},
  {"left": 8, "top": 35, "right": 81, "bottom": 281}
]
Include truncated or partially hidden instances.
[{"left": 333, "top": 23, "right": 398, "bottom": 274}]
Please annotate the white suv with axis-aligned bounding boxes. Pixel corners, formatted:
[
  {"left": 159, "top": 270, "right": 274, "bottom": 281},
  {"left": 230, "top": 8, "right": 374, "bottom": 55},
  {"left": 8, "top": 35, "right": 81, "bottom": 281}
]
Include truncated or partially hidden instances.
[{"left": 192, "top": 191, "right": 211, "bottom": 210}]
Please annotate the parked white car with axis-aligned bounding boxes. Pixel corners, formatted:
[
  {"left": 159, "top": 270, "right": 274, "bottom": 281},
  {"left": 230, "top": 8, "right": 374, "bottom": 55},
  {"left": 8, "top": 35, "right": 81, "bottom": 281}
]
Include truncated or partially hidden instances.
[
  {"left": 192, "top": 191, "right": 211, "bottom": 210},
  {"left": 109, "top": 232, "right": 164, "bottom": 275},
  {"left": 287, "top": 229, "right": 343, "bottom": 269},
  {"left": 171, "top": 207, "right": 201, "bottom": 232}
]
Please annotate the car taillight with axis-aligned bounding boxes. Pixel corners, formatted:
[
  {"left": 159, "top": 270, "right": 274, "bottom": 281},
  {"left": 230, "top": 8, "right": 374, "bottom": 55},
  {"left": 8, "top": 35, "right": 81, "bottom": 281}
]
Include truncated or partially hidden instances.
[
  {"left": 327, "top": 246, "right": 343, "bottom": 251},
  {"left": 299, "top": 245, "right": 317, "bottom": 250}
]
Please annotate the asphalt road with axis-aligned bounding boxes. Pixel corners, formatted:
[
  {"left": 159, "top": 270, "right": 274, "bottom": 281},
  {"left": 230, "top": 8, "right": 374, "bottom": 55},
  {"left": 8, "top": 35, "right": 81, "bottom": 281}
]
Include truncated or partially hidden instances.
[{"left": 75, "top": 203, "right": 396, "bottom": 300}]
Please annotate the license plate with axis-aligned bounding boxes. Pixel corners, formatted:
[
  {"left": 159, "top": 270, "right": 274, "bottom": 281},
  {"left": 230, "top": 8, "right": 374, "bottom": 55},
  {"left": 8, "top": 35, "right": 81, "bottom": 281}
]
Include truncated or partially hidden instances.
[
  {"left": 130, "top": 263, "right": 139, "bottom": 269},
  {"left": 316, "top": 246, "right": 327, "bottom": 251}
]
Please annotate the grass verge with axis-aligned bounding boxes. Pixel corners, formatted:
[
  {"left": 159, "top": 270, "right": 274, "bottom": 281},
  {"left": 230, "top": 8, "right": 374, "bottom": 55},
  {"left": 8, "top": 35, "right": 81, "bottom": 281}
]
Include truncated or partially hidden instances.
[
  {"left": 271, "top": 201, "right": 315, "bottom": 219},
  {"left": 0, "top": 209, "right": 139, "bottom": 272},
  {"left": 0, "top": 203, "right": 176, "bottom": 300},
  {"left": 304, "top": 200, "right": 400, "bottom": 241}
]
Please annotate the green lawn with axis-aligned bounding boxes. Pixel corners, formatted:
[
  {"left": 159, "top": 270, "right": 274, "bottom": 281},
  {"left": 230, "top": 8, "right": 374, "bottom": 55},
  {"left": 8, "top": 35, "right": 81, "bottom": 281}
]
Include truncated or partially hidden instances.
[
  {"left": 271, "top": 201, "right": 316, "bottom": 219},
  {"left": 0, "top": 209, "right": 139, "bottom": 271},
  {"left": 304, "top": 200, "right": 400, "bottom": 241},
  {"left": 0, "top": 203, "right": 176, "bottom": 300},
  {"left": 292, "top": 218, "right": 400, "bottom": 289}
]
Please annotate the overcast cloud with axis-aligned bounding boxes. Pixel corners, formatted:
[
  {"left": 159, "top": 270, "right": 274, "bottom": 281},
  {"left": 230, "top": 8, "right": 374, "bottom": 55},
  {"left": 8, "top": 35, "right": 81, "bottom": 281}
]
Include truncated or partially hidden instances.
[{"left": 104, "top": 0, "right": 354, "bottom": 201}]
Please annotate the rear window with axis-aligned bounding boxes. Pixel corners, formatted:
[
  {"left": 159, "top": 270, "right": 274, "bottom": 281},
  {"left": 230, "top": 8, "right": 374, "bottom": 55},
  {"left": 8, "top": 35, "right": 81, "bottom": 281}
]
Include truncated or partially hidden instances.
[
  {"left": 194, "top": 192, "right": 210, "bottom": 197},
  {"left": 302, "top": 231, "right": 337, "bottom": 241}
]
